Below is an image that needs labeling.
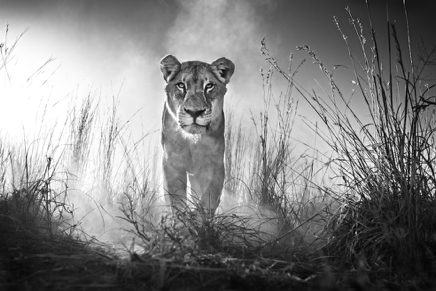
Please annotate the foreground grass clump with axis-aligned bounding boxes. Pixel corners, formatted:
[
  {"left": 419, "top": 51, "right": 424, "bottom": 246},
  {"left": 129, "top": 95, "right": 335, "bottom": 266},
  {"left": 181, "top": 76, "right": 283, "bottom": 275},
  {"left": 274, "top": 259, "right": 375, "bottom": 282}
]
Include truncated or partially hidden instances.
[
  {"left": 262, "top": 3, "right": 436, "bottom": 276},
  {"left": 0, "top": 184, "right": 316, "bottom": 290},
  {"left": 0, "top": 192, "right": 120, "bottom": 290}
]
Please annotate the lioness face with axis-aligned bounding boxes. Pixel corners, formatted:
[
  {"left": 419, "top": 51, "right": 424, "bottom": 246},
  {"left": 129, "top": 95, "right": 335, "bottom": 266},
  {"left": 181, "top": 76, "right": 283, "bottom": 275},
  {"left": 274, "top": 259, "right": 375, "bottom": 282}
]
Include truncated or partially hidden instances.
[{"left": 160, "top": 55, "right": 235, "bottom": 137}]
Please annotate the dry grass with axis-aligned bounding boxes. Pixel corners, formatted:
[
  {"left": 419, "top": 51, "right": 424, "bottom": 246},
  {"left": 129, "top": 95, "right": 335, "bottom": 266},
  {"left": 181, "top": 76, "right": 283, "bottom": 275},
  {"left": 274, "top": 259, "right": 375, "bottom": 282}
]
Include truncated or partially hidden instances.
[{"left": 261, "top": 1, "right": 436, "bottom": 278}]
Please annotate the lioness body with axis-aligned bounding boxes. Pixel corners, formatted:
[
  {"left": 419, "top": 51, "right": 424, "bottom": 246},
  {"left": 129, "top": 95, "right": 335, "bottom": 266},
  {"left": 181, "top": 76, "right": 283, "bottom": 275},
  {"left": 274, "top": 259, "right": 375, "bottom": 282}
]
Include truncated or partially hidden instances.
[{"left": 160, "top": 55, "right": 235, "bottom": 216}]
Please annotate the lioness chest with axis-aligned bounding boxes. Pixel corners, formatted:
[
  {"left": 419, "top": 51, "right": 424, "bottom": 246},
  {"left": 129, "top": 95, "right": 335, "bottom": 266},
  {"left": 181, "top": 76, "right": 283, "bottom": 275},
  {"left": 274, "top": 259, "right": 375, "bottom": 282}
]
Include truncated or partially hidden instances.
[{"left": 161, "top": 105, "right": 225, "bottom": 173}]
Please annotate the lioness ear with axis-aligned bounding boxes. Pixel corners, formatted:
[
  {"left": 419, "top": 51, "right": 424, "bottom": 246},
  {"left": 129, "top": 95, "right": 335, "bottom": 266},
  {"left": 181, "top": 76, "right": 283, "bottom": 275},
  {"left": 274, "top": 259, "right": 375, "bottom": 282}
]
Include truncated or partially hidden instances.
[
  {"left": 211, "top": 57, "right": 235, "bottom": 84},
  {"left": 160, "top": 55, "right": 181, "bottom": 83}
]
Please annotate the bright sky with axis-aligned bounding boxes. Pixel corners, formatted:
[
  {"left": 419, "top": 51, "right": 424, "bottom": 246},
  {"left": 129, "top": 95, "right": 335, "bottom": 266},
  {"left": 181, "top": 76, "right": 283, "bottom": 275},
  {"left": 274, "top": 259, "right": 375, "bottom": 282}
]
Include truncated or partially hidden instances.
[{"left": 1, "top": 0, "right": 435, "bottom": 153}]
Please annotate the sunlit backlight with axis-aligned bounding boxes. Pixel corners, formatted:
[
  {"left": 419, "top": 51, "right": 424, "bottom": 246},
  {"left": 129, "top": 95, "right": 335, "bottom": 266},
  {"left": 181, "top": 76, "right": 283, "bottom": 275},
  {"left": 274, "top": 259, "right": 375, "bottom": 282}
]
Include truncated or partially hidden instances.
[{"left": 1, "top": 47, "right": 61, "bottom": 140}]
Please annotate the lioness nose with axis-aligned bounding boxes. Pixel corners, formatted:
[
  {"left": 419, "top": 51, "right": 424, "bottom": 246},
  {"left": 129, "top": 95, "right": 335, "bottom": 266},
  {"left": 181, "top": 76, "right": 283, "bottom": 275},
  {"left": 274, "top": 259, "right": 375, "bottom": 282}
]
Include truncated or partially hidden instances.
[{"left": 184, "top": 108, "right": 206, "bottom": 119}]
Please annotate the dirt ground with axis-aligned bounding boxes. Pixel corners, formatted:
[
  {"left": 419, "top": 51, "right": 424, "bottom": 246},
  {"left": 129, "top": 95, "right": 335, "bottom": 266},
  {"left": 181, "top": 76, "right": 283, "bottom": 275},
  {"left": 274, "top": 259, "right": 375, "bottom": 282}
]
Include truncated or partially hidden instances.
[{"left": 2, "top": 216, "right": 435, "bottom": 291}]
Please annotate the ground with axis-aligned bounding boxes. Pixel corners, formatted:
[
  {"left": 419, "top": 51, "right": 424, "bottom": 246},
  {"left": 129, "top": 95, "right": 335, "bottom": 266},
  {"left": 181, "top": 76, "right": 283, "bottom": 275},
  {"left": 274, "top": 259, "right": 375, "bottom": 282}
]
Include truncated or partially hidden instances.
[{"left": 1, "top": 209, "right": 434, "bottom": 291}]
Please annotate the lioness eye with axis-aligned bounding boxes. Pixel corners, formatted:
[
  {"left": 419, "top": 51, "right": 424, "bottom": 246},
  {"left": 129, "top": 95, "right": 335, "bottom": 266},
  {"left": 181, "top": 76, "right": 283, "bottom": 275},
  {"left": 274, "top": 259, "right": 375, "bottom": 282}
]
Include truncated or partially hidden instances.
[
  {"left": 205, "top": 83, "right": 214, "bottom": 91},
  {"left": 176, "top": 82, "right": 185, "bottom": 90}
]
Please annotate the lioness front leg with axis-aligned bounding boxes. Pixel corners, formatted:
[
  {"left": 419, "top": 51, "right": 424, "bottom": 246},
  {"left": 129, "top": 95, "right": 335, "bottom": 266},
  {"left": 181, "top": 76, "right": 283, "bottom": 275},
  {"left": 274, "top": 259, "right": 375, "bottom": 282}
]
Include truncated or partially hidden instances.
[
  {"left": 189, "top": 161, "right": 225, "bottom": 217},
  {"left": 162, "top": 161, "right": 188, "bottom": 214}
]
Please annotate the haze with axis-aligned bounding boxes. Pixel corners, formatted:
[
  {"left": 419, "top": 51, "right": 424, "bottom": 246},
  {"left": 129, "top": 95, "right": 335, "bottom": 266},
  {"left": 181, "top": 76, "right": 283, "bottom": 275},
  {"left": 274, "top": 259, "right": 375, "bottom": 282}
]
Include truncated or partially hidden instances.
[{"left": 1, "top": 0, "right": 435, "bottom": 153}]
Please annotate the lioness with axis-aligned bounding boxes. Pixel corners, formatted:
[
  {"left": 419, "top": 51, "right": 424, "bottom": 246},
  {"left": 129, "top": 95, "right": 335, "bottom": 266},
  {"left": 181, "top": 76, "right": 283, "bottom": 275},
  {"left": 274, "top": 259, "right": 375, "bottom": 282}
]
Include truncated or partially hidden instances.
[{"left": 160, "top": 55, "right": 235, "bottom": 217}]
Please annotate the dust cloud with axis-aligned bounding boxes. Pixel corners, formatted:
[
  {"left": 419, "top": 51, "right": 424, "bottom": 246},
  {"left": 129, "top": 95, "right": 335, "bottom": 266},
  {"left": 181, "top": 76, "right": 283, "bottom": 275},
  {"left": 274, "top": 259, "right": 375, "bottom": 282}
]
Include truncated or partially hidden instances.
[
  {"left": 164, "top": 0, "right": 273, "bottom": 114},
  {"left": 166, "top": 0, "right": 259, "bottom": 60}
]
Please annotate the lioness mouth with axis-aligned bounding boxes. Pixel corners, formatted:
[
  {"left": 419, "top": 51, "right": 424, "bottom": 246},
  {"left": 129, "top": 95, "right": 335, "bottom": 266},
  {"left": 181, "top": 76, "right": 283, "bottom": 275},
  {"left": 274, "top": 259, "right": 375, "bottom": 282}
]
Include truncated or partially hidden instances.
[{"left": 181, "top": 123, "right": 209, "bottom": 134}]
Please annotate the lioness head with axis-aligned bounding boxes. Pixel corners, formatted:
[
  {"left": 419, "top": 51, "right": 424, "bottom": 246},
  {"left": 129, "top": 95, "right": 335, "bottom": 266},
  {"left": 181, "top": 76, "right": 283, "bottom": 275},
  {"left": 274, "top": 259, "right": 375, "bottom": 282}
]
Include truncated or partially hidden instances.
[{"left": 160, "top": 55, "right": 235, "bottom": 138}]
